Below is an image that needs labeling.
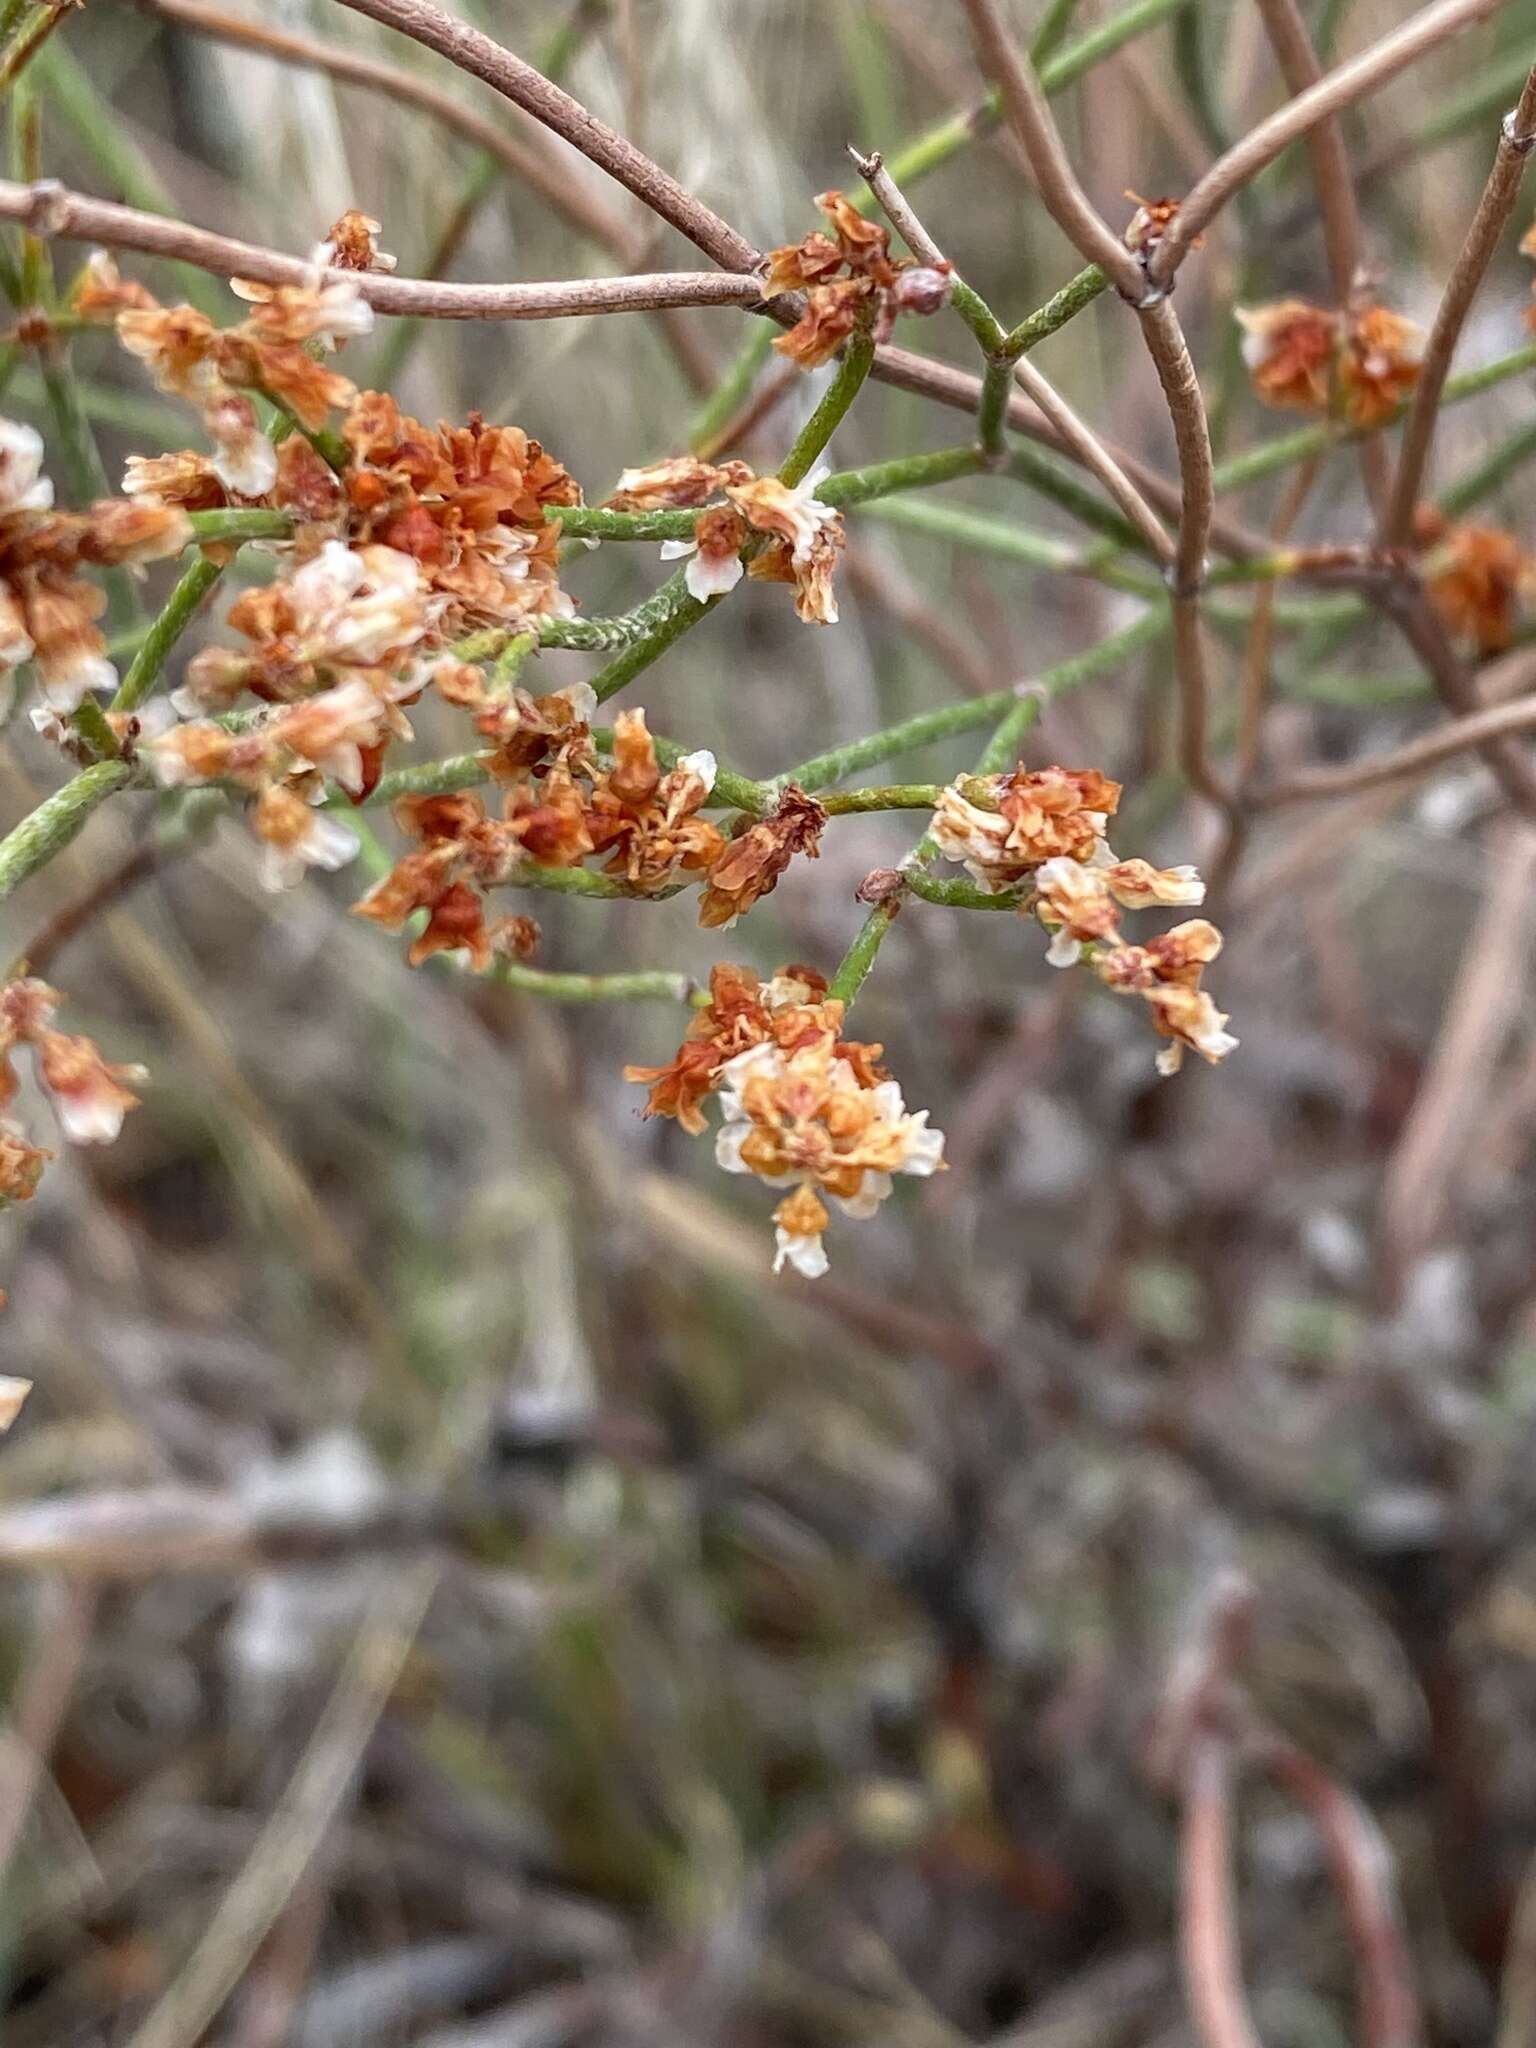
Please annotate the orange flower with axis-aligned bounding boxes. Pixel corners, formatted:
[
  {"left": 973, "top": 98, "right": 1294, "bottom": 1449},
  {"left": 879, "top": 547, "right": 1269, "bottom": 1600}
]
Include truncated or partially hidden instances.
[
  {"left": 729, "top": 469, "right": 845, "bottom": 625},
  {"left": 696, "top": 783, "right": 826, "bottom": 928},
  {"left": 341, "top": 394, "right": 577, "bottom": 631},
  {"left": 1415, "top": 507, "right": 1529, "bottom": 654},
  {"left": 606, "top": 456, "right": 754, "bottom": 511},
  {"left": 314, "top": 210, "right": 396, "bottom": 274},
  {"left": 0, "top": 417, "right": 188, "bottom": 715},
  {"left": 1337, "top": 303, "right": 1423, "bottom": 428},
  {"left": 932, "top": 765, "right": 1121, "bottom": 889},
  {"left": 1, "top": 978, "right": 146, "bottom": 1148},
  {"left": 763, "top": 189, "right": 950, "bottom": 368},
  {"left": 1236, "top": 299, "right": 1340, "bottom": 413},
  {"left": 626, "top": 961, "right": 941, "bottom": 1274}
]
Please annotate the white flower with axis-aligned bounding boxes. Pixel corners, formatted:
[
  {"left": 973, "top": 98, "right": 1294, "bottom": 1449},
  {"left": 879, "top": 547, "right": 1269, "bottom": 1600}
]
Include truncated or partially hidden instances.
[
  {"left": 659, "top": 535, "right": 745, "bottom": 603},
  {"left": 258, "top": 806, "right": 360, "bottom": 892},
  {"left": 0, "top": 1376, "right": 30, "bottom": 1431},
  {"left": 0, "top": 418, "right": 53, "bottom": 515},
  {"left": 38, "top": 650, "right": 117, "bottom": 714},
  {"left": 773, "top": 1223, "right": 829, "bottom": 1279}
]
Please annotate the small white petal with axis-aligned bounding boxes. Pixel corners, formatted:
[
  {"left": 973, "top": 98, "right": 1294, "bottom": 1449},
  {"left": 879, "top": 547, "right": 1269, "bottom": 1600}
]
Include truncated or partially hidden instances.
[
  {"left": 773, "top": 1226, "right": 829, "bottom": 1279},
  {"left": 678, "top": 748, "right": 717, "bottom": 794},
  {"left": 715, "top": 1119, "right": 752, "bottom": 1174},
  {"left": 1045, "top": 929, "right": 1082, "bottom": 969},
  {"left": 684, "top": 550, "right": 744, "bottom": 602},
  {"left": 658, "top": 538, "right": 697, "bottom": 562},
  {"left": 0, "top": 1376, "right": 31, "bottom": 1431}
]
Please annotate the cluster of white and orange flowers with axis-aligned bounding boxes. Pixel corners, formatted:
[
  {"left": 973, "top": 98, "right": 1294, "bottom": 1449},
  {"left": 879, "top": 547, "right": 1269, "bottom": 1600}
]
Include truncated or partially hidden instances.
[
  {"left": 1413, "top": 505, "right": 1532, "bottom": 656},
  {"left": 627, "top": 963, "right": 943, "bottom": 1277},
  {"left": 931, "top": 765, "right": 1236, "bottom": 1076},
  {"left": 608, "top": 452, "right": 846, "bottom": 624},
  {"left": 1236, "top": 294, "right": 1423, "bottom": 427},
  {"left": 0, "top": 974, "right": 144, "bottom": 1211},
  {"left": 352, "top": 684, "right": 827, "bottom": 968},
  {"left": 763, "top": 188, "right": 952, "bottom": 368},
  {"left": 0, "top": 415, "right": 189, "bottom": 719},
  {"left": 141, "top": 539, "right": 432, "bottom": 887}
]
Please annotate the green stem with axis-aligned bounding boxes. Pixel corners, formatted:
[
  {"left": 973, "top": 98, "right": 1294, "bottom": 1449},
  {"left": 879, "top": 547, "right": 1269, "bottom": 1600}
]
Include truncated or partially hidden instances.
[
  {"left": 827, "top": 899, "right": 900, "bottom": 1008},
  {"left": 819, "top": 784, "right": 942, "bottom": 814},
  {"left": 788, "top": 610, "right": 1171, "bottom": 792},
  {"left": 780, "top": 327, "right": 876, "bottom": 487},
  {"left": 977, "top": 354, "right": 1014, "bottom": 459},
  {"left": 0, "top": 757, "right": 133, "bottom": 900},
  {"left": 906, "top": 871, "right": 1025, "bottom": 910},
  {"left": 110, "top": 552, "right": 223, "bottom": 715},
  {"left": 1001, "top": 265, "right": 1109, "bottom": 358},
  {"left": 489, "top": 963, "right": 693, "bottom": 1002},
  {"left": 184, "top": 508, "right": 295, "bottom": 544}
]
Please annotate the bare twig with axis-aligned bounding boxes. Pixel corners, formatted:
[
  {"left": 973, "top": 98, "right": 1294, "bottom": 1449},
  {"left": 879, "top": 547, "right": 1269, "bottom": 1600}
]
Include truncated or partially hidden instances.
[
  {"left": 847, "top": 145, "right": 947, "bottom": 269},
  {"left": 1255, "top": 1739, "right": 1421, "bottom": 2048},
  {"left": 1385, "top": 66, "right": 1536, "bottom": 543},
  {"left": 956, "top": 0, "right": 1232, "bottom": 810},
  {"left": 1181, "top": 1735, "right": 1266, "bottom": 2048},
  {"left": 0, "top": 181, "right": 765, "bottom": 317},
  {"left": 1011, "top": 353, "right": 1175, "bottom": 560},
  {"left": 1252, "top": 0, "right": 1365, "bottom": 298},
  {"left": 1259, "top": 693, "right": 1536, "bottom": 803},
  {"left": 1148, "top": 0, "right": 1511, "bottom": 285},
  {"left": 955, "top": 0, "right": 1143, "bottom": 298}
]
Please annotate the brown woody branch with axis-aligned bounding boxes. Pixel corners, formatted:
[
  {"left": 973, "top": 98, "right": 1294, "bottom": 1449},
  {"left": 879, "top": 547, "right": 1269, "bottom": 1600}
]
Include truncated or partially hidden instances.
[
  {"left": 0, "top": 179, "right": 766, "bottom": 318},
  {"left": 1385, "top": 65, "right": 1536, "bottom": 543},
  {"left": 1259, "top": 692, "right": 1536, "bottom": 804},
  {"left": 1148, "top": 0, "right": 1510, "bottom": 285}
]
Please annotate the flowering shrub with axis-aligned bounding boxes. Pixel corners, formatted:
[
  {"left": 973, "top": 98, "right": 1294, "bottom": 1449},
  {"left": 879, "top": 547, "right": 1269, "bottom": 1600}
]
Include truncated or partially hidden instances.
[{"left": 2, "top": 0, "right": 1535, "bottom": 1400}]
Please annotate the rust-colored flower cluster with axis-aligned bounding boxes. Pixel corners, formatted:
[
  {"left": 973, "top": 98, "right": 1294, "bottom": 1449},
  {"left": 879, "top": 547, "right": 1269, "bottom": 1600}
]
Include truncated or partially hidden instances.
[
  {"left": 931, "top": 765, "right": 1236, "bottom": 1075},
  {"left": 340, "top": 392, "right": 577, "bottom": 633},
  {"left": 1236, "top": 296, "right": 1423, "bottom": 426},
  {"left": 764, "top": 190, "right": 952, "bottom": 369},
  {"left": 0, "top": 415, "right": 189, "bottom": 716},
  {"left": 114, "top": 261, "right": 372, "bottom": 496},
  {"left": 608, "top": 453, "right": 846, "bottom": 624},
  {"left": 143, "top": 539, "right": 433, "bottom": 885},
  {"left": 352, "top": 684, "right": 827, "bottom": 963},
  {"left": 626, "top": 963, "right": 943, "bottom": 1276},
  {"left": 1414, "top": 506, "right": 1532, "bottom": 655},
  {"left": 1, "top": 976, "right": 144, "bottom": 1195}
]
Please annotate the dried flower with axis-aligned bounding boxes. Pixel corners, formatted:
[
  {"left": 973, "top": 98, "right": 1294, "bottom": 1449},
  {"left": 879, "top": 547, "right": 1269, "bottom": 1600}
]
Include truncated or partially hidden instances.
[
  {"left": 1337, "top": 302, "right": 1423, "bottom": 428},
  {"left": 313, "top": 209, "right": 396, "bottom": 274},
  {"left": 697, "top": 783, "right": 826, "bottom": 928},
  {"left": 660, "top": 503, "right": 748, "bottom": 603},
  {"left": 764, "top": 189, "right": 950, "bottom": 366},
  {"left": 606, "top": 456, "right": 753, "bottom": 511},
  {"left": 928, "top": 764, "right": 1234, "bottom": 1077},
  {"left": 932, "top": 765, "right": 1121, "bottom": 890},
  {"left": 1415, "top": 506, "right": 1530, "bottom": 655},
  {"left": 1236, "top": 299, "right": 1341, "bottom": 413},
  {"left": 627, "top": 962, "right": 941, "bottom": 1273},
  {"left": 0, "top": 977, "right": 146, "bottom": 1151},
  {"left": 341, "top": 394, "right": 577, "bottom": 631},
  {"left": 0, "top": 417, "right": 189, "bottom": 714},
  {"left": 729, "top": 466, "right": 845, "bottom": 625}
]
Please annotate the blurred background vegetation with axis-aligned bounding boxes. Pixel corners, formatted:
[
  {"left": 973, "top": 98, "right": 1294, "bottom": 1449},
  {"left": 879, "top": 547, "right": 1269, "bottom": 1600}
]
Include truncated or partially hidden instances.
[{"left": 7, "top": 0, "right": 1536, "bottom": 2041}]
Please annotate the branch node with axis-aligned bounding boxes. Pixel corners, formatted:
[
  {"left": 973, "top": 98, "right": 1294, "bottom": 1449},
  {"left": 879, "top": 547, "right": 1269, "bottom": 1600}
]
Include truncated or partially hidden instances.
[{"left": 1503, "top": 107, "right": 1536, "bottom": 155}]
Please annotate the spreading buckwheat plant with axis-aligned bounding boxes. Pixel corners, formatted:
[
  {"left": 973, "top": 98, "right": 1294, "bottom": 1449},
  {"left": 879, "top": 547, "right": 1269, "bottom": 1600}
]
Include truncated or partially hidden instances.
[
  {"left": 12, "top": 1, "right": 1536, "bottom": 2043},
  {"left": 3, "top": 0, "right": 1536, "bottom": 1327}
]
